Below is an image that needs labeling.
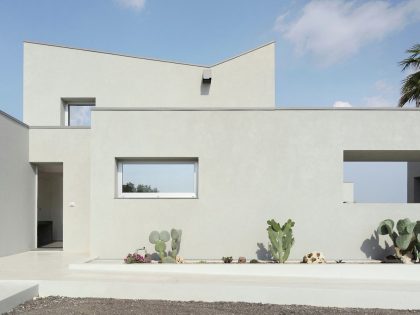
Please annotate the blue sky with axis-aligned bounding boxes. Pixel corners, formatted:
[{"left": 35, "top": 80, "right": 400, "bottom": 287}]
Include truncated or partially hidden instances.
[
  {"left": 1, "top": 0, "right": 419, "bottom": 118},
  {"left": 0, "top": 0, "right": 419, "bottom": 201},
  {"left": 344, "top": 162, "right": 407, "bottom": 203}
]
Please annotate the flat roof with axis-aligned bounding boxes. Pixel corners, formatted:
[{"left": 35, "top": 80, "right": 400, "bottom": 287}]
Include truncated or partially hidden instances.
[
  {"left": 4, "top": 107, "right": 419, "bottom": 130},
  {"left": 91, "top": 107, "right": 419, "bottom": 112}
]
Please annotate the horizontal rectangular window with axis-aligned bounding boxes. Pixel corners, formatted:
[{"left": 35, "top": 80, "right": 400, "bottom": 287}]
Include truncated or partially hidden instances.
[
  {"left": 117, "top": 160, "right": 198, "bottom": 198},
  {"left": 343, "top": 150, "right": 420, "bottom": 203},
  {"left": 344, "top": 162, "right": 408, "bottom": 203}
]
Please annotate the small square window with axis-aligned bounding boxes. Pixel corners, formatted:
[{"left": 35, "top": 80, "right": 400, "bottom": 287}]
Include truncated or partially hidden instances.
[
  {"left": 64, "top": 103, "right": 95, "bottom": 126},
  {"left": 117, "top": 159, "right": 198, "bottom": 198}
]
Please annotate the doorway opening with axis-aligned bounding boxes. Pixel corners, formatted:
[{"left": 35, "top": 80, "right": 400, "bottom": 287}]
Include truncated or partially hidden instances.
[{"left": 36, "top": 163, "right": 63, "bottom": 249}]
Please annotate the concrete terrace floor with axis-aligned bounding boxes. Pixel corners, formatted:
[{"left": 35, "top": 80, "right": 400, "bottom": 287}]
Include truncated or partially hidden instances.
[{"left": 1, "top": 251, "right": 420, "bottom": 311}]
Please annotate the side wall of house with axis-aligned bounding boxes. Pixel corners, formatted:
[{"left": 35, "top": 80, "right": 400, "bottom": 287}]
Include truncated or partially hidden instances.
[
  {"left": 407, "top": 162, "right": 420, "bottom": 203},
  {"left": 29, "top": 128, "right": 90, "bottom": 253},
  {"left": 89, "top": 109, "right": 420, "bottom": 260},
  {"left": 0, "top": 112, "right": 35, "bottom": 257},
  {"left": 23, "top": 42, "right": 275, "bottom": 126}
]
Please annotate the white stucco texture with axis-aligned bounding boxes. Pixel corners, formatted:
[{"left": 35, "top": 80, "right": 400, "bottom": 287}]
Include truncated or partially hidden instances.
[
  {"left": 89, "top": 109, "right": 420, "bottom": 260},
  {"left": 23, "top": 42, "right": 275, "bottom": 126},
  {"left": 0, "top": 113, "right": 35, "bottom": 257}
]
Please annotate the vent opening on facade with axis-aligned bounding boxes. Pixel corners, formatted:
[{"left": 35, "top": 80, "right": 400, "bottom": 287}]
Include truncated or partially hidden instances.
[{"left": 202, "top": 69, "right": 212, "bottom": 83}]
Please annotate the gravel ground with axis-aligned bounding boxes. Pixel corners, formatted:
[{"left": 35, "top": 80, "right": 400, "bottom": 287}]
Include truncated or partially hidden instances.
[{"left": 5, "top": 297, "right": 420, "bottom": 315}]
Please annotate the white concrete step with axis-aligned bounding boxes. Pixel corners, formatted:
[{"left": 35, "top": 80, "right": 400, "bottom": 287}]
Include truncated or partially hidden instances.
[
  {"left": 65, "top": 261, "right": 420, "bottom": 309},
  {"left": 69, "top": 260, "right": 420, "bottom": 281},
  {"left": 0, "top": 281, "right": 38, "bottom": 314}
]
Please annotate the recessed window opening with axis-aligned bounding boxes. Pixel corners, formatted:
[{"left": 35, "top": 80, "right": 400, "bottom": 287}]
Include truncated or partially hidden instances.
[
  {"left": 343, "top": 150, "right": 420, "bottom": 204},
  {"left": 344, "top": 162, "right": 408, "bottom": 203},
  {"left": 117, "top": 159, "right": 198, "bottom": 198},
  {"left": 62, "top": 98, "right": 95, "bottom": 126},
  {"left": 65, "top": 103, "right": 95, "bottom": 126}
]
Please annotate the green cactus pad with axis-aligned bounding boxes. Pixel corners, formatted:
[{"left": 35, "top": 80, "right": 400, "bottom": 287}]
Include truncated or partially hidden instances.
[
  {"left": 155, "top": 240, "right": 166, "bottom": 253},
  {"left": 396, "top": 234, "right": 412, "bottom": 251},
  {"left": 378, "top": 219, "right": 394, "bottom": 235},
  {"left": 268, "top": 230, "right": 280, "bottom": 250},
  {"left": 159, "top": 230, "right": 170, "bottom": 242},
  {"left": 171, "top": 229, "right": 182, "bottom": 239},
  {"left": 267, "top": 219, "right": 280, "bottom": 232},
  {"left": 149, "top": 231, "right": 160, "bottom": 244},
  {"left": 283, "top": 219, "right": 295, "bottom": 230},
  {"left": 407, "top": 222, "right": 417, "bottom": 234},
  {"left": 414, "top": 222, "right": 420, "bottom": 235},
  {"left": 396, "top": 218, "right": 412, "bottom": 234}
]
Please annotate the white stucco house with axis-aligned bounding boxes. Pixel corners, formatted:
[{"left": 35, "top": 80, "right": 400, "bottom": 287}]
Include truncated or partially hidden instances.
[{"left": 1, "top": 41, "right": 420, "bottom": 261}]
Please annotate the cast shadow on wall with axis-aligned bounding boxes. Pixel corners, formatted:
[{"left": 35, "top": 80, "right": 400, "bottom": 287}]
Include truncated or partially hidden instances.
[
  {"left": 256, "top": 243, "right": 273, "bottom": 260},
  {"left": 360, "top": 231, "right": 394, "bottom": 260},
  {"left": 200, "top": 82, "right": 211, "bottom": 95}
]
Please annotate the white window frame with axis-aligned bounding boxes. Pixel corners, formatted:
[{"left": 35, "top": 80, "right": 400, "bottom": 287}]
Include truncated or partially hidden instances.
[
  {"left": 117, "top": 160, "right": 198, "bottom": 199},
  {"left": 64, "top": 103, "right": 95, "bottom": 126}
]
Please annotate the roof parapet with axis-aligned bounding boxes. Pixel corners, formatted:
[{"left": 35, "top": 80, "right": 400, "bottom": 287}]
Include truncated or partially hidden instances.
[
  {"left": 0, "top": 109, "right": 28, "bottom": 128},
  {"left": 23, "top": 40, "right": 275, "bottom": 68}
]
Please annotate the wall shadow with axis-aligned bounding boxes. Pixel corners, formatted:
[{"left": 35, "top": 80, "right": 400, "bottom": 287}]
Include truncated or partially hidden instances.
[
  {"left": 200, "top": 82, "right": 211, "bottom": 95},
  {"left": 256, "top": 242, "right": 272, "bottom": 260},
  {"left": 360, "top": 231, "right": 394, "bottom": 260}
]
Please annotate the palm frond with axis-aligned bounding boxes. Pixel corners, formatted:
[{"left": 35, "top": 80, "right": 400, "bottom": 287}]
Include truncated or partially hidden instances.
[
  {"left": 399, "top": 44, "right": 420, "bottom": 72},
  {"left": 398, "top": 70, "right": 420, "bottom": 107}
]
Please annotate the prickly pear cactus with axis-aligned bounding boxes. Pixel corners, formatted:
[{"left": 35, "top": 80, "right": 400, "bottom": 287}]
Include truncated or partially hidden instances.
[
  {"left": 267, "top": 219, "right": 295, "bottom": 263},
  {"left": 378, "top": 218, "right": 420, "bottom": 263},
  {"left": 148, "top": 228, "right": 183, "bottom": 263},
  {"left": 149, "top": 231, "right": 160, "bottom": 244},
  {"left": 170, "top": 229, "right": 182, "bottom": 259},
  {"left": 149, "top": 230, "right": 171, "bottom": 260}
]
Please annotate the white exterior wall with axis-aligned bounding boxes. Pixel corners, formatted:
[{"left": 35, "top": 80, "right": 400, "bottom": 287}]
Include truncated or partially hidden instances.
[
  {"left": 21, "top": 41, "right": 420, "bottom": 261},
  {"left": 89, "top": 109, "right": 420, "bottom": 260},
  {"left": 343, "top": 183, "right": 354, "bottom": 203},
  {"left": 0, "top": 112, "right": 35, "bottom": 257},
  {"left": 29, "top": 128, "right": 90, "bottom": 253},
  {"left": 23, "top": 42, "right": 275, "bottom": 126}
]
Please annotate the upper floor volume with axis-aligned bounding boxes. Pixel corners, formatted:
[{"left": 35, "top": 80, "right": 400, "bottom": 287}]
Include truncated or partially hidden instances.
[{"left": 23, "top": 41, "right": 276, "bottom": 127}]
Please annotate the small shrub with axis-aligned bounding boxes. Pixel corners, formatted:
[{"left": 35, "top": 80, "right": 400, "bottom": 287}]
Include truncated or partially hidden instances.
[
  {"left": 222, "top": 256, "right": 233, "bottom": 263},
  {"left": 250, "top": 259, "right": 259, "bottom": 264},
  {"left": 198, "top": 260, "right": 207, "bottom": 264},
  {"left": 124, "top": 247, "right": 149, "bottom": 264},
  {"left": 124, "top": 253, "right": 145, "bottom": 264}
]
